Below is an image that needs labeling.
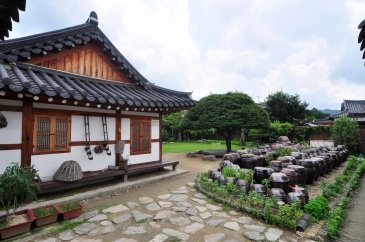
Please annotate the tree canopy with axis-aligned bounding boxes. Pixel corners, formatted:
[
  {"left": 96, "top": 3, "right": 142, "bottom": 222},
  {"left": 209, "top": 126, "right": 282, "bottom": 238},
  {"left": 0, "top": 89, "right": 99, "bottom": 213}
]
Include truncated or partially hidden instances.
[
  {"left": 331, "top": 117, "right": 359, "bottom": 152},
  {"left": 265, "top": 91, "right": 308, "bottom": 124},
  {"left": 182, "top": 92, "right": 270, "bottom": 151}
]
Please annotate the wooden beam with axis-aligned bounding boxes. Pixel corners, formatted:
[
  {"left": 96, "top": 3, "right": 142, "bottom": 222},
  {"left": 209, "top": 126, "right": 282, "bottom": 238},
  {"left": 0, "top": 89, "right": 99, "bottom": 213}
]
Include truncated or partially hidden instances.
[
  {"left": 0, "top": 144, "right": 21, "bottom": 150},
  {"left": 21, "top": 99, "right": 33, "bottom": 167}
]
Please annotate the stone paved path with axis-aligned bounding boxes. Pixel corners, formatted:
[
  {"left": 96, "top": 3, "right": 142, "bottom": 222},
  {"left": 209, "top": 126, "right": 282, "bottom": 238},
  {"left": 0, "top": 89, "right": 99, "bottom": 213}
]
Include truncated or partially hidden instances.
[
  {"left": 32, "top": 182, "right": 305, "bottom": 242},
  {"left": 337, "top": 177, "right": 365, "bottom": 242}
]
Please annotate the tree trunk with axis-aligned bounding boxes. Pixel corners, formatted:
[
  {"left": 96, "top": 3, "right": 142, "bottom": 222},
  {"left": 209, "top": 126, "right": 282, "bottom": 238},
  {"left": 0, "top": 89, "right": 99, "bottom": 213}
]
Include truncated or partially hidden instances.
[{"left": 225, "top": 135, "right": 232, "bottom": 152}]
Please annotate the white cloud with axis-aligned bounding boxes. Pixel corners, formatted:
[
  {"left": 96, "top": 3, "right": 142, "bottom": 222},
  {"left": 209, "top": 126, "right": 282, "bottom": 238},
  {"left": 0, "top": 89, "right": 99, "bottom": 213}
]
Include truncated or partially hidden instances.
[{"left": 6, "top": 0, "right": 365, "bottom": 109}]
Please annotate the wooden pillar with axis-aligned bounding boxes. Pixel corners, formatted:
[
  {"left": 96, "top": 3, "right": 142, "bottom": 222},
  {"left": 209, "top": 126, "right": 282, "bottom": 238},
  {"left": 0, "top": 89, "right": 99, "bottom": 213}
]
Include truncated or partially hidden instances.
[
  {"left": 21, "top": 98, "right": 33, "bottom": 167},
  {"left": 159, "top": 113, "right": 162, "bottom": 162}
]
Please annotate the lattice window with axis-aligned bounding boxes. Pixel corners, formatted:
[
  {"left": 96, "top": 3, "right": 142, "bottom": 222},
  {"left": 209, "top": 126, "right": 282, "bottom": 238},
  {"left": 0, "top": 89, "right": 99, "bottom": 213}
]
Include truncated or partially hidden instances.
[
  {"left": 34, "top": 115, "right": 70, "bottom": 153},
  {"left": 131, "top": 119, "right": 151, "bottom": 155}
]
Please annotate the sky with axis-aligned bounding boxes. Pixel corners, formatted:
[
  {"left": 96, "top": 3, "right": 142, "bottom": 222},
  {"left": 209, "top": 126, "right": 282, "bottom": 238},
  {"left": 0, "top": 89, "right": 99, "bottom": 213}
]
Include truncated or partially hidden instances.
[{"left": 7, "top": 0, "right": 365, "bottom": 109}]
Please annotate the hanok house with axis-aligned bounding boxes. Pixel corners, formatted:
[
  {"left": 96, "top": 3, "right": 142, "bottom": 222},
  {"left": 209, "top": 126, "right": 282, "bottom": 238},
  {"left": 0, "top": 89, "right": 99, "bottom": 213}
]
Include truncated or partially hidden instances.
[
  {"left": 0, "top": 12, "right": 195, "bottom": 193},
  {"left": 331, "top": 100, "right": 365, "bottom": 153}
]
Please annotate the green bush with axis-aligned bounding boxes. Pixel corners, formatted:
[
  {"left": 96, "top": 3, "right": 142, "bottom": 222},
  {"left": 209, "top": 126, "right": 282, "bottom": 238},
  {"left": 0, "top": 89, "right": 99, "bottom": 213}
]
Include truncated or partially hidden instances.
[
  {"left": 304, "top": 195, "right": 329, "bottom": 221},
  {"left": 331, "top": 117, "right": 359, "bottom": 152},
  {"left": 222, "top": 167, "right": 237, "bottom": 177},
  {"left": 236, "top": 169, "right": 253, "bottom": 183}
]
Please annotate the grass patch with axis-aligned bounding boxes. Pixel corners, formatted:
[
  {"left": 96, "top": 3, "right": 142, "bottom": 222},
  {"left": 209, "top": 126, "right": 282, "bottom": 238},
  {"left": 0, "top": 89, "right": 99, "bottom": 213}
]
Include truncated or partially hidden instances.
[
  {"left": 49, "top": 220, "right": 84, "bottom": 234},
  {"left": 162, "top": 140, "right": 244, "bottom": 153}
]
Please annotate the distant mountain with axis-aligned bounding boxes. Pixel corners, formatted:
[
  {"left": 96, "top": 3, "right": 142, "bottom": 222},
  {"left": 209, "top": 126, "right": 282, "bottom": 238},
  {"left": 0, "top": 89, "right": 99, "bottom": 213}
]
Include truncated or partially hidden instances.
[{"left": 320, "top": 109, "right": 340, "bottom": 115}]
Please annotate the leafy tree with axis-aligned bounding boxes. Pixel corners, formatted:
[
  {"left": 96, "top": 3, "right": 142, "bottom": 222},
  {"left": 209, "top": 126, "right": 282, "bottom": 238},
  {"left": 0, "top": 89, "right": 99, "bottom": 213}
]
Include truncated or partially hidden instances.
[
  {"left": 306, "top": 108, "right": 329, "bottom": 122},
  {"left": 331, "top": 117, "right": 359, "bottom": 152},
  {"left": 162, "top": 111, "right": 186, "bottom": 141},
  {"left": 269, "top": 121, "right": 294, "bottom": 142},
  {"left": 265, "top": 91, "right": 308, "bottom": 123},
  {"left": 182, "top": 92, "right": 270, "bottom": 152}
]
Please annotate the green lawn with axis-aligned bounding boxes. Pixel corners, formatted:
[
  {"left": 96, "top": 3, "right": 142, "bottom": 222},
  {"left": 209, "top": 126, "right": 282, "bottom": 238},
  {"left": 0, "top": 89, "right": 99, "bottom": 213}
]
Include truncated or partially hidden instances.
[{"left": 162, "top": 140, "right": 244, "bottom": 153}]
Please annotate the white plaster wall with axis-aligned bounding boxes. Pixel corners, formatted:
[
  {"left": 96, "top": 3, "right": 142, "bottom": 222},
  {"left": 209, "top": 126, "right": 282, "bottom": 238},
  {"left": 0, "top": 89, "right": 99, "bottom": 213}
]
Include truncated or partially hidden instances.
[
  {"left": 0, "top": 111, "right": 22, "bottom": 144},
  {"left": 121, "top": 118, "right": 130, "bottom": 140},
  {"left": 310, "top": 140, "right": 335, "bottom": 147},
  {"left": 31, "top": 144, "right": 116, "bottom": 181},
  {"left": 0, "top": 150, "right": 21, "bottom": 174},
  {"left": 71, "top": 116, "right": 115, "bottom": 141},
  {"left": 151, "top": 120, "right": 160, "bottom": 139},
  {"left": 125, "top": 142, "right": 160, "bottom": 165}
]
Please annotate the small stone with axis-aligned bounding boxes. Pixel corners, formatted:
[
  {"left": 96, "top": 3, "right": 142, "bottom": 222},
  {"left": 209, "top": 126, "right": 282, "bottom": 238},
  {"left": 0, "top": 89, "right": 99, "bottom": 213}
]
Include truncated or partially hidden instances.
[
  {"left": 113, "top": 238, "right": 138, "bottom": 242},
  {"left": 88, "top": 225, "right": 116, "bottom": 236},
  {"left": 191, "top": 198, "right": 207, "bottom": 205},
  {"left": 40, "top": 238, "right": 57, "bottom": 242},
  {"left": 157, "top": 194, "right": 171, "bottom": 199},
  {"left": 206, "top": 219, "right": 226, "bottom": 227},
  {"left": 223, "top": 240, "right": 240, "bottom": 242},
  {"left": 202, "top": 155, "right": 216, "bottom": 161},
  {"left": 229, "top": 210, "right": 239, "bottom": 216},
  {"left": 206, "top": 204, "right": 222, "bottom": 211},
  {"left": 158, "top": 201, "right": 172, "bottom": 207},
  {"left": 200, "top": 211, "right": 212, "bottom": 219},
  {"left": 244, "top": 224, "right": 266, "bottom": 232},
  {"left": 112, "top": 213, "right": 132, "bottom": 224},
  {"left": 162, "top": 228, "right": 190, "bottom": 241},
  {"left": 178, "top": 201, "right": 192, "bottom": 207},
  {"left": 194, "top": 193, "right": 207, "bottom": 199},
  {"left": 124, "top": 226, "right": 147, "bottom": 235},
  {"left": 70, "top": 239, "right": 102, "bottom": 242},
  {"left": 132, "top": 210, "right": 153, "bottom": 222},
  {"left": 223, "top": 222, "right": 240, "bottom": 231},
  {"left": 196, "top": 206, "right": 207, "bottom": 212},
  {"left": 187, "top": 182, "right": 195, "bottom": 187},
  {"left": 88, "top": 214, "right": 108, "bottom": 222},
  {"left": 265, "top": 228, "right": 283, "bottom": 241},
  {"left": 71, "top": 210, "right": 98, "bottom": 223},
  {"left": 244, "top": 231, "right": 265, "bottom": 241},
  {"left": 186, "top": 152, "right": 197, "bottom": 158},
  {"left": 183, "top": 222, "right": 204, "bottom": 234},
  {"left": 139, "top": 197, "right": 154, "bottom": 204},
  {"left": 127, "top": 202, "right": 140, "bottom": 208},
  {"left": 179, "top": 186, "right": 187, "bottom": 190},
  {"left": 59, "top": 230, "right": 73, "bottom": 241},
  {"left": 154, "top": 210, "right": 176, "bottom": 220},
  {"left": 233, "top": 216, "right": 252, "bottom": 224},
  {"left": 169, "top": 194, "right": 188, "bottom": 202},
  {"left": 148, "top": 233, "right": 169, "bottom": 242},
  {"left": 172, "top": 206, "right": 187, "bottom": 212},
  {"left": 74, "top": 223, "right": 98, "bottom": 235},
  {"left": 172, "top": 189, "right": 188, "bottom": 194},
  {"left": 204, "top": 233, "right": 225, "bottom": 242},
  {"left": 190, "top": 216, "right": 203, "bottom": 223},
  {"left": 146, "top": 202, "right": 162, "bottom": 211},
  {"left": 100, "top": 221, "right": 112, "bottom": 226},
  {"left": 149, "top": 221, "right": 161, "bottom": 228},
  {"left": 169, "top": 216, "right": 191, "bottom": 226},
  {"left": 186, "top": 207, "right": 198, "bottom": 216},
  {"left": 212, "top": 211, "right": 230, "bottom": 218},
  {"left": 103, "top": 204, "right": 129, "bottom": 214}
]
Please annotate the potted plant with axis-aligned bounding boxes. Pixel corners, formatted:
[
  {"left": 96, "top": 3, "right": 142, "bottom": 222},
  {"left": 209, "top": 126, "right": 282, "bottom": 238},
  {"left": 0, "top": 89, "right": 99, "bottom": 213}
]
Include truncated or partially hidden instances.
[
  {"left": 56, "top": 201, "right": 83, "bottom": 220},
  {"left": 0, "top": 163, "right": 39, "bottom": 239},
  {"left": 31, "top": 205, "right": 59, "bottom": 227}
]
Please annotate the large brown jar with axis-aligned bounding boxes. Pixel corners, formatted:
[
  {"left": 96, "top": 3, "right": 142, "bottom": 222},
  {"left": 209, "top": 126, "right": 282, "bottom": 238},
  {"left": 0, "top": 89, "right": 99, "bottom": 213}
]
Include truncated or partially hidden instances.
[
  {"left": 287, "top": 165, "right": 307, "bottom": 185},
  {"left": 281, "top": 168, "right": 298, "bottom": 186},
  {"left": 253, "top": 167, "right": 274, "bottom": 184},
  {"left": 297, "top": 160, "right": 316, "bottom": 184},
  {"left": 269, "top": 172, "right": 290, "bottom": 194}
]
